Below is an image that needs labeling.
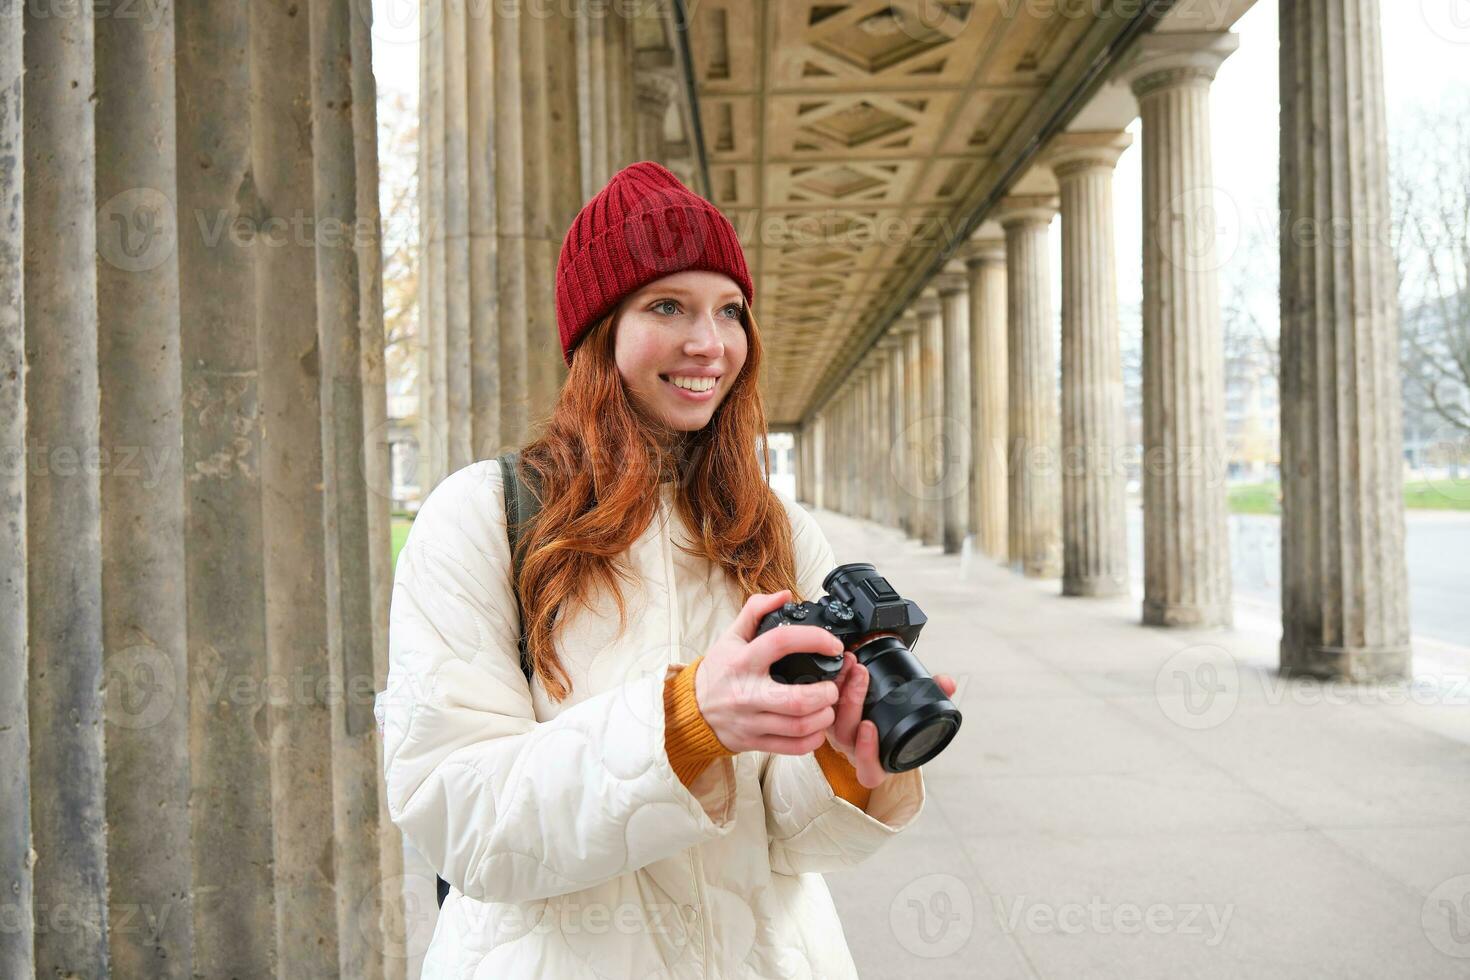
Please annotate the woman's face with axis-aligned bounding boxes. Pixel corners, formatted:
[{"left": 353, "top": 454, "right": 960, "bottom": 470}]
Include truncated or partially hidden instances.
[{"left": 613, "top": 269, "right": 749, "bottom": 433}]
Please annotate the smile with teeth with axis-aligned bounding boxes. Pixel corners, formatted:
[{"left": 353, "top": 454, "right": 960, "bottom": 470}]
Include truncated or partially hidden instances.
[{"left": 661, "top": 374, "right": 720, "bottom": 396}]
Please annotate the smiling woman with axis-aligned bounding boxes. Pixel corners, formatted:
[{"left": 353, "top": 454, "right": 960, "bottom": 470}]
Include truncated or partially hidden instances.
[
  {"left": 383, "top": 161, "right": 937, "bottom": 979},
  {"left": 614, "top": 271, "right": 750, "bottom": 432}
]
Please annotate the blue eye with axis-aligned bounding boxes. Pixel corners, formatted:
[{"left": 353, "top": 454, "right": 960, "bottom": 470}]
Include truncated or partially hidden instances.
[
  {"left": 723, "top": 303, "right": 744, "bottom": 320},
  {"left": 653, "top": 299, "right": 679, "bottom": 315}
]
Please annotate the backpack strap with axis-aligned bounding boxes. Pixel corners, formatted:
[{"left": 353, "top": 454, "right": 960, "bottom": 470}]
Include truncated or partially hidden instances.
[
  {"left": 438, "top": 451, "right": 542, "bottom": 910},
  {"left": 495, "top": 449, "right": 542, "bottom": 683}
]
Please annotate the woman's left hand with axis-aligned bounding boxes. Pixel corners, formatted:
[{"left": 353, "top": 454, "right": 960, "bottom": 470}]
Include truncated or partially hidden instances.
[{"left": 823, "top": 651, "right": 958, "bottom": 789}]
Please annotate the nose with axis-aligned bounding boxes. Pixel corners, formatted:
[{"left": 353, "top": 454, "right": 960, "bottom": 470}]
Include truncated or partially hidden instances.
[{"left": 684, "top": 311, "right": 725, "bottom": 359}]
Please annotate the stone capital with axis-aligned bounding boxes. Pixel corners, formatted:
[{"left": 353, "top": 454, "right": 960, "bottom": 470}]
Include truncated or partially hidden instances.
[
  {"left": 995, "top": 194, "right": 1059, "bottom": 229},
  {"left": 914, "top": 288, "right": 942, "bottom": 317},
  {"left": 893, "top": 309, "right": 920, "bottom": 335},
  {"left": 1042, "top": 131, "right": 1134, "bottom": 180},
  {"left": 960, "top": 236, "right": 1006, "bottom": 267},
  {"left": 934, "top": 271, "right": 968, "bottom": 296},
  {"left": 635, "top": 67, "right": 679, "bottom": 114},
  {"left": 1116, "top": 31, "right": 1240, "bottom": 98}
]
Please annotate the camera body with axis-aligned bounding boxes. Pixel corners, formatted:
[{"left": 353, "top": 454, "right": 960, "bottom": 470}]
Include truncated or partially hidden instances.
[{"left": 753, "top": 562, "right": 959, "bottom": 773}]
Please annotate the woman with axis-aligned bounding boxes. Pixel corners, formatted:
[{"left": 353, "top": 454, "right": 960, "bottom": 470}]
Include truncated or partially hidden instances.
[{"left": 383, "top": 161, "right": 957, "bottom": 977}]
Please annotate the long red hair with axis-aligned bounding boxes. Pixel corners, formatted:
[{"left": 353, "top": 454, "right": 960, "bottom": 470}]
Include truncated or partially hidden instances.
[{"left": 514, "top": 307, "right": 803, "bottom": 702}]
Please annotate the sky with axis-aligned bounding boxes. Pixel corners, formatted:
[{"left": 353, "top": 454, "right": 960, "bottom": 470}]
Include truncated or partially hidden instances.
[{"left": 369, "top": 0, "right": 1470, "bottom": 345}]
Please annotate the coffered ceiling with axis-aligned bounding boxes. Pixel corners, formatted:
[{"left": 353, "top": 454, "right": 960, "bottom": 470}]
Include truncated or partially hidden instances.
[{"left": 683, "top": 0, "right": 1151, "bottom": 424}]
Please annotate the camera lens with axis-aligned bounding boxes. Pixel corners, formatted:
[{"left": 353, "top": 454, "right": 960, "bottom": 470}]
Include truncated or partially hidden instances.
[{"left": 852, "top": 635, "right": 961, "bottom": 773}]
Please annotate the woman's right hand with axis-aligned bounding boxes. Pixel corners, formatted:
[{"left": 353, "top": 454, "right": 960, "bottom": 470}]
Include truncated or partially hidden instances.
[{"left": 693, "top": 590, "right": 844, "bottom": 755}]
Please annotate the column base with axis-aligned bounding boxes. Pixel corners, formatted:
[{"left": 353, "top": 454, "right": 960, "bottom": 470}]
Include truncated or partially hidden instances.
[
  {"left": 942, "top": 532, "right": 965, "bottom": 555},
  {"left": 1142, "top": 597, "right": 1232, "bottom": 628},
  {"left": 1279, "top": 640, "right": 1411, "bottom": 683},
  {"left": 1063, "top": 574, "right": 1129, "bottom": 598},
  {"left": 1012, "top": 558, "right": 1061, "bottom": 579}
]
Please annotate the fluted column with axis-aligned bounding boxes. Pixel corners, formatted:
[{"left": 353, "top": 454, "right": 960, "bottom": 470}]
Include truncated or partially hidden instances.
[
  {"left": 467, "top": 4, "right": 500, "bottom": 460},
  {"left": 634, "top": 49, "right": 677, "bottom": 162},
  {"left": 938, "top": 268, "right": 972, "bottom": 554},
  {"left": 1279, "top": 1, "right": 1409, "bottom": 680},
  {"left": 1121, "top": 33, "right": 1237, "bottom": 626},
  {"left": 8, "top": 3, "right": 402, "bottom": 972},
  {"left": 876, "top": 337, "right": 901, "bottom": 528},
  {"left": 858, "top": 365, "right": 864, "bottom": 520},
  {"left": 0, "top": 19, "right": 27, "bottom": 977},
  {"left": 866, "top": 358, "right": 882, "bottom": 522},
  {"left": 916, "top": 290, "right": 945, "bottom": 547},
  {"left": 491, "top": 3, "right": 529, "bottom": 449},
  {"left": 963, "top": 239, "right": 1008, "bottom": 562},
  {"left": 813, "top": 415, "right": 826, "bottom": 510},
  {"left": 900, "top": 311, "right": 924, "bottom": 539},
  {"left": 998, "top": 196, "right": 1062, "bottom": 578},
  {"left": 605, "top": 5, "right": 635, "bottom": 172},
  {"left": 885, "top": 326, "right": 910, "bottom": 532},
  {"left": 1046, "top": 132, "right": 1132, "bottom": 597},
  {"left": 442, "top": 0, "right": 472, "bottom": 470},
  {"left": 420, "top": 0, "right": 448, "bottom": 488},
  {"left": 95, "top": 4, "right": 192, "bottom": 973},
  {"left": 22, "top": 8, "right": 107, "bottom": 973},
  {"left": 522, "top": 2, "right": 582, "bottom": 430}
]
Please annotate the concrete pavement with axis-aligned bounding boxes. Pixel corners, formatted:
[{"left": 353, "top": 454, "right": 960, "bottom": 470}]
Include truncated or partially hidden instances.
[{"left": 813, "top": 503, "right": 1470, "bottom": 980}]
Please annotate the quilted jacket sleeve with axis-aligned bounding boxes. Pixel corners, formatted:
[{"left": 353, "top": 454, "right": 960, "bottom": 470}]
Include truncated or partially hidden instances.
[
  {"left": 381, "top": 460, "right": 739, "bottom": 905},
  {"left": 759, "top": 492, "right": 926, "bottom": 875}
]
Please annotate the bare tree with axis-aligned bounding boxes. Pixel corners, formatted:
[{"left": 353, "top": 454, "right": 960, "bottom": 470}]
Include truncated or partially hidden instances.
[
  {"left": 1391, "top": 89, "right": 1470, "bottom": 435},
  {"left": 376, "top": 86, "right": 420, "bottom": 398}
]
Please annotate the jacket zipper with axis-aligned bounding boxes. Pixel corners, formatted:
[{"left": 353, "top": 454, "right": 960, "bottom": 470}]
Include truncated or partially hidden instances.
[{"left": 661, "top": 491, "right": 712, "bottom": 977}]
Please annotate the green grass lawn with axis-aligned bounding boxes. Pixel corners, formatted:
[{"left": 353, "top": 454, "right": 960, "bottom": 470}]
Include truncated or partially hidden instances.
[
  {"left": 391, "top": 517, "right": 413, "bottom": 569},
  {"left": 1225, "top": 480, "right": 1470, "bottom": 514}
]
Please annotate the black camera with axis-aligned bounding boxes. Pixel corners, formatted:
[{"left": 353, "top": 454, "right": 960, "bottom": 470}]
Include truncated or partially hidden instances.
[{"left": 754, "top": 562, "right": 961, "bottom": 773}]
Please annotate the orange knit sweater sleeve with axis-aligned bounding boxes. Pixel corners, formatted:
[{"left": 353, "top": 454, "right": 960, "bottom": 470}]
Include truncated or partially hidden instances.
[{"left": 663, "top": 655, "right": 872, "bottom": 811}]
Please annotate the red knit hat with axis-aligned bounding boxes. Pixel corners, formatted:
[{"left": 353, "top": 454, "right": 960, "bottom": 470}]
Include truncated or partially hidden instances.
[{"left": 555, "top": 161, "right": 754, "bottom": 365}]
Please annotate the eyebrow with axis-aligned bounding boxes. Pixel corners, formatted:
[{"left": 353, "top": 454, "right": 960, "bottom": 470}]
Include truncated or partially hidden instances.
[{"left": 641, "top": 284, "right": 745, "bottom": 305}]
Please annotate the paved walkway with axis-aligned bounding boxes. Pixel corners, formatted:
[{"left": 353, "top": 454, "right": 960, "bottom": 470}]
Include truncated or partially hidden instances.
[{"left": 812, "top": 504, "right": 1470, "bottom": 979}]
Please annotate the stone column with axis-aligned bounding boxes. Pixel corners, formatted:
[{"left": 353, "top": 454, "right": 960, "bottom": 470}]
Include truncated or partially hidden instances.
[
  {"left": 442, "top": 0, "right": 473, "bottom": 470},
  {"left": 1046, "top": 132, "right": 1132, "bottom": 597},
  {"left": 1121, "top": 33, "right": 1237, "bottom": 626},
  {"left": 916, "top": 290, "right": 945, "bottom": 547},
  {"left": 9, "top": 4, "right": 402, "bottom": 972},
  {"left": 94, "top": 4, "right": 192, "bottom": 973},
  {"left": 1279, "top": 1, "right": 1410, "bottom": 680},
  {"left": 634, "top": 49, "right": 676, "bottom": 162},
  {"left": 0, "top": 19, "right": 27, "bottom": 977},
  {"left": 865, "top": 359, "right": 881, "bottom": 522},
  {"left": 998, "top": 196, "right": 1062, "bottom": 578},
  {"left": 350, "top": 4, "right": 409, "bottom": 973},
  {"left": 421, "top": 0, "right": 449, "bottom": 489},
  {"left": 22, "top": 7, "right": 108, "bottom": 974},
  {"left": 812, "top": 415, "right": 826, "bottom": 510},
  {"left": 521, "top": 4, "right": 582, "bottom": 434},
  {"left": 491, "top": 2, "right": 530, "bottom": 448},
  {"left": 884, "top": 329, "right": 908, "bottom": 532},
  {"left": 900, "top": 311, "right": 924, "bottom": 539},
  {"left": 858, "top": 371, "right": 869, "bottom": 520},
  {"left": 963, "top": 239, "right": 1008, "bottom": 562},
  {"left": 605, "top": 5, "right": 635, "bottom": 172},
  {"left": 938, "top": 268, "right": 972, "bottom": 554},
  {"left": 174, "top": 3, "right": 277, "bottom": 972},
  {"left": 876, "top": 338, "right": 901, "bottom": 528},
  {"left": 467, "top": 3, "right": 501, "bottom": 460}
]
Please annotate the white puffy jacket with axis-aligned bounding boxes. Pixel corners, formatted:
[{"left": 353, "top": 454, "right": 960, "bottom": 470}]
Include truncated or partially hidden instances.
[{"left": 382, "top": 458, "right": 926, "bottom": 978}]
